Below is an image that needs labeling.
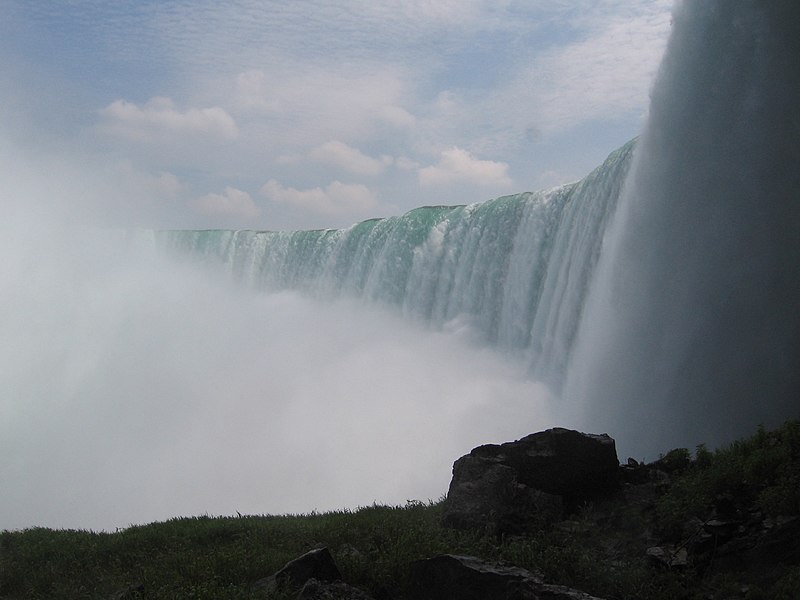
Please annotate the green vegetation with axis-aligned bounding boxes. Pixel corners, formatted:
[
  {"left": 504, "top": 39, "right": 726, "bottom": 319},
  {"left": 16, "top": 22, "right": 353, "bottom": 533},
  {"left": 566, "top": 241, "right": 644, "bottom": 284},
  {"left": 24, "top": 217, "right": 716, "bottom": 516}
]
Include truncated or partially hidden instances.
[
  {"left": 2, "top": 421, "right": 798, "bottom": 599},
  {"left": 655, "top": 420, "right": 800, "bottom": 537}
]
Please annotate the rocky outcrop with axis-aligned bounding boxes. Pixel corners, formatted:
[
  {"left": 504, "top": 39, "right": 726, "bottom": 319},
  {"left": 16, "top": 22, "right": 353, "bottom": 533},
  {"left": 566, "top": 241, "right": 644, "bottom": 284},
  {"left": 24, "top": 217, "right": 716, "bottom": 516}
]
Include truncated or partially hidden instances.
[
  {"left": 253, "top": 547, "right": 347, "bottom": 595},
  {"left": 442, "top": 428, "right": 619, "bottom": 533},
  {"left": 409, "top": 554, "right": 606, "bottom": 600}
]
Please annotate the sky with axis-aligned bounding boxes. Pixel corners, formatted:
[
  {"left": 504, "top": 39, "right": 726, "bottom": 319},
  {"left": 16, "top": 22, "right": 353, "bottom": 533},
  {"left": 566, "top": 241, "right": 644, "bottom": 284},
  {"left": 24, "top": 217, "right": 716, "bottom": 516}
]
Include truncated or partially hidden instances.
[{"left": 1, "top": 0, "right": 672, "bottom": 231}]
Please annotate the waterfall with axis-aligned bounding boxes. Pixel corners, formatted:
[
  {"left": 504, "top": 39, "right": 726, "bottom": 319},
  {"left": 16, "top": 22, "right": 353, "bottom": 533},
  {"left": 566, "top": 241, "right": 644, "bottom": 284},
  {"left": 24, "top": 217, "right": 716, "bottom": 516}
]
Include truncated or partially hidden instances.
[
  {"left": 151, "top": 140, "right": 634, "bottom": 389},
  {"left": 564, "top": 0, "right": 800, "bottom": 454}
]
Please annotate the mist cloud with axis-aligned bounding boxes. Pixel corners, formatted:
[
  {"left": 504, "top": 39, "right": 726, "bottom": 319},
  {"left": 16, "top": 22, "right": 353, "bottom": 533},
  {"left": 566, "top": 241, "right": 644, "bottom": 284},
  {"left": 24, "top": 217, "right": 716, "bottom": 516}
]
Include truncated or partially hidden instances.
[{"left": 0, "top": 218, "right": 555, "bottom": 531}]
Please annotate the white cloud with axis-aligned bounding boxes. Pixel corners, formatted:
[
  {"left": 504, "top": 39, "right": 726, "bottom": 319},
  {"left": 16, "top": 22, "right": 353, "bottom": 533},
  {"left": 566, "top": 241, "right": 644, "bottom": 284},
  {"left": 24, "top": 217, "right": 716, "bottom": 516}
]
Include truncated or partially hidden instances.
[
  {"left": 419, "top": 148, "right": 512, "bottom": 187},
  {"left": 116, "top": 162, "right": 183, "bottom": 198},
  {"left": 149, "top": 2, "right": 511, "bottom": 81},
  {"left": 405, "top": 2, "right": 671, "bottom": 159},
  {"left": 396, "top": 156, "right": 420, "bottom": 171},
  {"left": 309, "top": 141, "right": 392, "bottom": 176},
  {"left": 99, "top": 97, "right": 239, "bottom": 141},
  {"left": 230, "top": 66, "right": 414, "bottom": 146},
  {"left": 378, "top": 105, "right": 416, "bottom": 129},
  {"left": 191, "top": 187, "right": 260, "bottom": 220},
  {"left": 503, "top": 3, "right": 672, "bottom": 134},
  {"left": 261, "top": 179, "right": 378, "bottom": 216},
  {"left": 275, "top": 153, "right": 302, "bottom": 165},
  {"left": 234, "top": 70, "right": 279, "bottom": 112}
]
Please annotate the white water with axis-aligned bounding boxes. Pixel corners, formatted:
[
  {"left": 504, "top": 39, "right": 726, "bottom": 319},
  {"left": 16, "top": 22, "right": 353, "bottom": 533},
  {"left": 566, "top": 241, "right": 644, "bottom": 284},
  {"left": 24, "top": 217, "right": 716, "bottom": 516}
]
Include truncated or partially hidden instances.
[{"left": 565, "top": 0, "right": 800, "bottom": 454}]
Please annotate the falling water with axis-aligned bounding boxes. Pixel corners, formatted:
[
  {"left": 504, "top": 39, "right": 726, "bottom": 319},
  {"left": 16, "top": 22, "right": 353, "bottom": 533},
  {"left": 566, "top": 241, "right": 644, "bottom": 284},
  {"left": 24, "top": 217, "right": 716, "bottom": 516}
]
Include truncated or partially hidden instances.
[{"left": 564, "top": 0, "right": 800, "bottom": 455}]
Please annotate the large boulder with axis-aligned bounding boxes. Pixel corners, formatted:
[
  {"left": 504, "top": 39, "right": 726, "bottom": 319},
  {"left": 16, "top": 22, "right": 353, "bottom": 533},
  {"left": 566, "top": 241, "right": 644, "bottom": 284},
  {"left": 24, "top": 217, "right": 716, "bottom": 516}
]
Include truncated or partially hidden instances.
[{"left": 442, "top": 428, "right": 619, "bottom": 532}]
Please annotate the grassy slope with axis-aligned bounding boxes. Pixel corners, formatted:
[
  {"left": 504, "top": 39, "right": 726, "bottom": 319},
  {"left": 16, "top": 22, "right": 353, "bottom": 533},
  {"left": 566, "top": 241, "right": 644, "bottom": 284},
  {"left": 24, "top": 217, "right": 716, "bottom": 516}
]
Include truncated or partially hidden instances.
[{"left": 2, "top": 421, "right": 798, "bottom": 600}]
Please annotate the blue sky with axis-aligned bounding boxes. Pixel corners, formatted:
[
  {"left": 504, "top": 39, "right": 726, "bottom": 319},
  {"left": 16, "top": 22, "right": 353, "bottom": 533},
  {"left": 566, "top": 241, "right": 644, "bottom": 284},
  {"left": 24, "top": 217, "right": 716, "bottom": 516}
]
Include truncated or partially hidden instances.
[{"left": 1, "top": 1, "right": 672, "bottom": 231}]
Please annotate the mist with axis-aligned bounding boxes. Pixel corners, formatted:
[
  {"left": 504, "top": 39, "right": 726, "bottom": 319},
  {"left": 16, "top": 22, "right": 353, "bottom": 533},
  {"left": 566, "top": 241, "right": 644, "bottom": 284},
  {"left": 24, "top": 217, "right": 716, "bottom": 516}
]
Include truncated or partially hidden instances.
[{"left": 1, "top": 173, "right": 555, "bottom": 531}]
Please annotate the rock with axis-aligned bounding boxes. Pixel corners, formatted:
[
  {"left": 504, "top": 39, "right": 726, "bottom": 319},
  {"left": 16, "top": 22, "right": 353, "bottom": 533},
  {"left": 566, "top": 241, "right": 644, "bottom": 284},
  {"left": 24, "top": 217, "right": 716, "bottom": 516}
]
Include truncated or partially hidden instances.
[
  {"left": 409, "top": 554, "right": 542, "bottom": 600},
  {"left": 442, "top": 428, "right": 618, "bottom": 532},
  {"left": 274, "top": 547, "right": 342, "bottom": 585},
  {"left": 253, "top": 547, "right": 342, "bottom": 592},
  {"left": 646, "top": 545, "right": 688, "bottom": 568},
  {"left": 619, "top": 462, "right": 649, "bottom": 485},
  {"left": 536, "top": 584, "right": 610, "bottom": 599},
  {"left": 409, "top": 554, "right": 606, "bottom": 600},
  {"left": 555, "top": 520, "right": 590, "bottom": 534},
  {"left": 704, "top": 518, "right": 741, "bottom": 538},
  {"left": 758, "top": 516, "right": 800, "bottom": 563},
  {"left": 297, "top": 578, "right": 376, "bottom": 600},
  {"left": 648, "top": 468, "right": 670, "bottom": 485},
  {"left": 469, "top": 429, "right": 619, "bottom": 497},
  {"left": 698, "top": 514, "right": 800, "bottom": 573},
  {"left": 441, "top": 458, "right": 562, "bottom": 532},
  {"left": 652, "top": 448, "right": 692, "bottom": 473}
]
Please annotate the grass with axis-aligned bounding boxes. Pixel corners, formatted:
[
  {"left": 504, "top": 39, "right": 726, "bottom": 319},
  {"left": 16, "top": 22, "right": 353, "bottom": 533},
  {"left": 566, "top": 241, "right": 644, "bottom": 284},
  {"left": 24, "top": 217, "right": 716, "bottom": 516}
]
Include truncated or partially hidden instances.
[
  {"left": 2, "top": 421, "right": 798, "bottom": 599},
  {"left": 654, "top": 420, "right": 800, "bottom": 538}
]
